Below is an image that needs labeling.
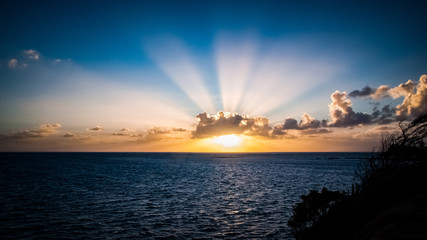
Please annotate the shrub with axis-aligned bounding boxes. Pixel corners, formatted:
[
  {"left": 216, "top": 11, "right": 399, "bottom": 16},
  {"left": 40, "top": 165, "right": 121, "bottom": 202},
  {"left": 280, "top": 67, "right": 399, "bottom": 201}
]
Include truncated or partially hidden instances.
[{"left": 288, "top": 188, "right": 346, "bottom": 237}]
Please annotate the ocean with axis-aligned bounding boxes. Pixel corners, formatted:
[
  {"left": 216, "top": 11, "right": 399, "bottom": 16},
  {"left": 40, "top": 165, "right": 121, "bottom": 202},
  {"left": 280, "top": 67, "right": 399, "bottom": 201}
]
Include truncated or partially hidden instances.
[{"left": 0, "top": 152, "right": 366, "bottom": 239}]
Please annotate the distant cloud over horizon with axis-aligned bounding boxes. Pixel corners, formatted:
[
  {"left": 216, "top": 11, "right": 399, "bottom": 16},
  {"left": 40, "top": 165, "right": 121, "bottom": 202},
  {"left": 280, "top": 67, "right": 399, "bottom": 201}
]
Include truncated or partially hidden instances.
[
  {"left": 88, "top": 126, "right": 103, "bottom": 131},
  {"left": 8, "top": 58, "right": 18, "bottom": 69},
  {"left": 23, "top": 49, "right": 40, "bottom": 60},
  {"left": 63, "top": 132, "right": 74, "bottom": 137},
  {"left": 0, "top": 123, "right": 62, "bottom": 139}
]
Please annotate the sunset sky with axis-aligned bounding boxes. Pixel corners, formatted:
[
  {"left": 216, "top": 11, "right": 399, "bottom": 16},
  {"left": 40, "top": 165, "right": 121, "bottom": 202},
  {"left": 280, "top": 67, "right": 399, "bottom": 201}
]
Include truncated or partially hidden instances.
[{"left": 1, "top": 1, "right": 426, "bottom": 152}]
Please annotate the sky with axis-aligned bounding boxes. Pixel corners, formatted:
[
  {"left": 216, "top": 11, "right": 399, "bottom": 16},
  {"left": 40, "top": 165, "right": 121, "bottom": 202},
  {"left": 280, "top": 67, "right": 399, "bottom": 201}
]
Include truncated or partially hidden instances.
[{"left": 0, "top": 0, "right": 426, "bottom": 152}]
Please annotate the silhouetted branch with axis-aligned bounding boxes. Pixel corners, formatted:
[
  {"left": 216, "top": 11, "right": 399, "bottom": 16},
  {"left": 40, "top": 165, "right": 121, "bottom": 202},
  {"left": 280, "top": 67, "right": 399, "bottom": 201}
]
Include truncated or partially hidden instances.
[{"left": 355, "top": 114, "right": 427, "bottom": 190}]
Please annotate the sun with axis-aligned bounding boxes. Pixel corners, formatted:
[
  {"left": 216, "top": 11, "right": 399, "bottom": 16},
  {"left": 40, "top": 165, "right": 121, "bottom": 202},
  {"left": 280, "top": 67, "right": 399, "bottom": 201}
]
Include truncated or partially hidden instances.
[{"left": 213, "top": 134, "right": 242, "bottom": 148}]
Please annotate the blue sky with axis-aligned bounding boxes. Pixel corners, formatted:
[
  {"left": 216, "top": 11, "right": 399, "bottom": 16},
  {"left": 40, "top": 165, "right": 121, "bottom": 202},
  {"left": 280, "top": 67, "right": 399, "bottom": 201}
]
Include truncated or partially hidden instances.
[{"left": 0, "top": 0, "right": 426, "bottom": 151}]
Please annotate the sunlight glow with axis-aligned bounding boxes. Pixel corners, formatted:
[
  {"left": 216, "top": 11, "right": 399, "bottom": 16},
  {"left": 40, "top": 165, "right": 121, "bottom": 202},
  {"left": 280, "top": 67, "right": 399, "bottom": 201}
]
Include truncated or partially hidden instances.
[
  {"left": 145, "top": 38, "right": 216, "bottom": 113},
  {"left": 213, "top": 134, "right": 242, "bottom": 148},
  {"left": 216, "top": 36, "right": 256, "bottom": 113},
  {"left": 239, "top": 48, "right": 337, "bottom": 116},
  {"left": 214, "top": 37, "right": 340, "bottom": 118}
]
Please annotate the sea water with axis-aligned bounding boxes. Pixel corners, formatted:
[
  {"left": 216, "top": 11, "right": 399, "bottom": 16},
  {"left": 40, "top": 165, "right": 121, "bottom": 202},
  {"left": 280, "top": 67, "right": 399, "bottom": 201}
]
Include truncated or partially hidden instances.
[{"left": 0, "top": 152, "right": 365, "bottom": 239}]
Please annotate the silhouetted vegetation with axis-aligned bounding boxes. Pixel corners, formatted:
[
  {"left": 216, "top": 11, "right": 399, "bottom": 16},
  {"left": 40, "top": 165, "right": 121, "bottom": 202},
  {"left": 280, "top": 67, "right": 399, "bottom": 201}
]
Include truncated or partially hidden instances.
[
  {"left": 289, "top": 114, "right": 427, "bottom": 239},
  {"left": 288, "top": 188, "right": 348, "bottom": 239}
]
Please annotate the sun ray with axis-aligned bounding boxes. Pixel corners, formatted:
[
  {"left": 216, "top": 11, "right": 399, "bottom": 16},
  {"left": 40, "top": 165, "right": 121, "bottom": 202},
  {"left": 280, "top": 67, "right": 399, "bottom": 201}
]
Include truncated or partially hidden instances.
[
  {"left": 239, "top": 44, "right": 338, "bottom": 117},
  {"left": 145, "top": 37, "right": 217, "bottom": 114},
  {"left": 216, "top": 35, "right": 256, "bottom": 113}
]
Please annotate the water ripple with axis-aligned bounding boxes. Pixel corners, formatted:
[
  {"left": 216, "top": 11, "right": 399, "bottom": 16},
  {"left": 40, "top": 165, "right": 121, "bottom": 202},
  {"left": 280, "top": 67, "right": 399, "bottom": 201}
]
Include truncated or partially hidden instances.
[{"left": 0, "top": 152, "right": 363, "bottom": 239}]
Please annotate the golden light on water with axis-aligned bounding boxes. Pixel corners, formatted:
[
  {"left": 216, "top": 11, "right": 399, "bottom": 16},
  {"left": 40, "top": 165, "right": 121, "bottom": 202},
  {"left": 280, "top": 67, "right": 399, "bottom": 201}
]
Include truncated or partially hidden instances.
[{"left": 213, "top": 134, "right": 242, "bottom": 148}]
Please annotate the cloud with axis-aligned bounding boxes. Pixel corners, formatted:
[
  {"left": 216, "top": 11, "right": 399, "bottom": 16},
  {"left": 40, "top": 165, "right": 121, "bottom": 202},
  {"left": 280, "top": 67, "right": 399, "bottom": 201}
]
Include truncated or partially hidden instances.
[
  {"left": 349, "top": 86, "right": 374, "bottom": 98},
  {"left": 272, "top": 124, "right": 286, "bottom": 136},
  {"left": 349, "top": 75, "right": 427, "bottom": 120},
  {"left": 276, "top": 114, "right": 331, "bottom": 136},
  {"left": 143, "top": 127, "right": 190, "bottom": 141},
  {"left": 190, "top": 77, "right": 423, "bottom": 139},
  {"left": 193, "top": 111, "right": 334, "bottom": 138},
  {"left": 112, "top": 132, "right": 130, "bottom": 136},
  {"left": 112, "top": 128, "right": 135, "bottom": 136},
  {"left": 349, "top": 80, "right": 416, "bottom": 100},
  {"left": 23, "top": 49, "right": 39, "bottom": 60},
  {"left": 88, "top": 126, "right": 103, "bottom": 131},
  {"left": 39, "top": 123, "right": 62, "bottom": 132},
  {"left": 354, "top": 124, "right": 399, "bottom": 139},
  {"left": 172, "top": 128, "right": 187, "bottom": 132},
  {"left": 8, "top": 59, "right": 18, "bottom": 69},
  {"left": 1, "top": 123, "right": 62, "bottom": 139},
  {"left": 193, "top": 111, "right": 273, "bottom": 138},
  {"left": 370, "top": 85, "right": 391, "bottom": 99},
  {"left": 371, "top": 104, "right": 395, "bottom": 124},
  {"left": 63, "top": 132, "right": 75, "bottom": 137},
  {"left": 147, "top": 127, "right": 172, "bottom": 135},
  {"left": 389, "top": 80, "right": 417, "bottom": 98},
  {"left": 396, "top": 74, "right": 427, "bottom": 119},
  {"left": 329, "top": 91, "right": 372, "bottom": 127},
  {"left": 300, "top": 128, "right": 333, "bottom": 135},
  {"left": 282, "top": 113, "right": 327, "bottom": 130}
]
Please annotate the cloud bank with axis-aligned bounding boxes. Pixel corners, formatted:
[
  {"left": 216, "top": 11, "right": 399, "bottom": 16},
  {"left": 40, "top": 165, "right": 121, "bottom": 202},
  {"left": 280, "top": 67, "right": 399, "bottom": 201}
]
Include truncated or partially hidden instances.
[
  {"left": 0, "top": 123, "right": 62, "bottom": 139},
  {"left": 193, "top": 111, "right": 272, "bottom": 138},
  {"left": 193, "top": 111, "right": 332, "bottom": 139},
  {"left": 349, "top": 74, "right": 427, "bottom": 120},
  {"left": 193, "top": 75, "right": 427, "bottom": 139}
]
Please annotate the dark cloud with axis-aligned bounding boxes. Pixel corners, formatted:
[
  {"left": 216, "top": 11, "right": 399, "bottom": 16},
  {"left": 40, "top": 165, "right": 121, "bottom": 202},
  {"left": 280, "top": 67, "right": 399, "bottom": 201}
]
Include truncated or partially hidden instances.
[
  {"left": 349, "top": 75, "right": 427, "bottom": 120},
  {"left": 88, "top": 126, "right": 103, "bottom": 131},
  {"left": 300, "top": 128, "right": 333, "bottom": 135},
  {"left": 172, "top": 128, "right": 187, "bottom": 132},
  {"left": 349, "top": 86, "right": 374, "bottom": 98},
  {"left": 349, "top": 81, "right": 416, "bottom": 100},
  {"left": 275, "top": 114, "right": 331, "bottom": 136},
  {"left": 193, "top": 111, "right": 333, "bottom": 139},
  {"left": 283, "top": 118, "right": 298, "bottom": 130},
  {"left": 272, "top": 124, "right": 286, "bottom": 136},
  {"left": 112, "top": 128, "right": 132, "bottom": 136},
  {"left": 282, "top": 114, "right": 327, "bottom": 130},
  {"left": 328, "top": 91, "right": 372, "bottom": 127},
  {"left": 193, "top": 111, "right": 273, "bottom": 138},
  {"left": 372, "top": 105, "right": 395, "bottom": 124},
  {"left": 63, "top": 132, "right": 74, "bottom": 137},
  {"left": 112, "top": 132, "right": 129, "bottom": 136}
]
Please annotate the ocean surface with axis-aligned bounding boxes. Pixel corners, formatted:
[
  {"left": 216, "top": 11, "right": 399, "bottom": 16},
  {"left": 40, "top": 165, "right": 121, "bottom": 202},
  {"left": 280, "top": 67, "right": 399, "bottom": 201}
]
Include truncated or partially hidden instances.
[{"left": 0, "top": 152, "right": 366, "bottom": 239}]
